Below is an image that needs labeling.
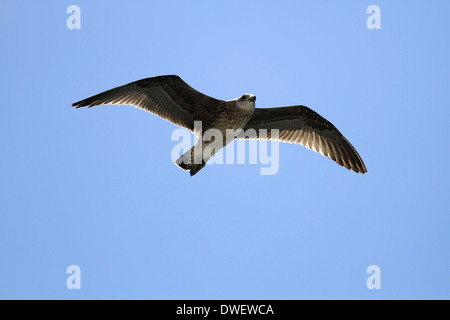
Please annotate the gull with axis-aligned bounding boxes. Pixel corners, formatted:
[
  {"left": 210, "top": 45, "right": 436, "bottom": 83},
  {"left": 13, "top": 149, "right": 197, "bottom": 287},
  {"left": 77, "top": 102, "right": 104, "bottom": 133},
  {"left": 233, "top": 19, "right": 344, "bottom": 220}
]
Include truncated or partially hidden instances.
[{"left": 72, "top": 75, "right": 367, "bottom": 175}]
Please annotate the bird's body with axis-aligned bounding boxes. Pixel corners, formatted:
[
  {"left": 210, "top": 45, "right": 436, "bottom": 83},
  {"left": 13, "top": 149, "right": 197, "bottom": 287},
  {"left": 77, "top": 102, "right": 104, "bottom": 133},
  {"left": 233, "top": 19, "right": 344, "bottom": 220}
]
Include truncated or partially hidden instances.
[
  {"left": 72, "top": 75, "right": 367, "bottom": 175},
  {"left": 200, "top": 97, "right": 255, "bottom": 136}
]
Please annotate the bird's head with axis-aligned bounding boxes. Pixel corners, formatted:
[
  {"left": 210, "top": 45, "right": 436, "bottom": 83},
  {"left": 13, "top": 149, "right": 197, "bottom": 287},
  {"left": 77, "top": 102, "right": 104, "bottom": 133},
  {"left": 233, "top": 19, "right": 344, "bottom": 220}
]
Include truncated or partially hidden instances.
[
  {"left": 238, "top": 94, "right": 256, "bottom": 103},
  {"left": 235, "top": 94, "right": 256, "bottom": 112}
]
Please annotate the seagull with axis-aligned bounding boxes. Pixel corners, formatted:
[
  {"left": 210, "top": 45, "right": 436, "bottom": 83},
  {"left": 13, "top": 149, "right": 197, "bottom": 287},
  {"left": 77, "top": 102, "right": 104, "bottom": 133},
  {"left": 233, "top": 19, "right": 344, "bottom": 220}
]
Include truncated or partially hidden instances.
[{"left": 72, "top": 75, "right": 367, "bottom": 176}]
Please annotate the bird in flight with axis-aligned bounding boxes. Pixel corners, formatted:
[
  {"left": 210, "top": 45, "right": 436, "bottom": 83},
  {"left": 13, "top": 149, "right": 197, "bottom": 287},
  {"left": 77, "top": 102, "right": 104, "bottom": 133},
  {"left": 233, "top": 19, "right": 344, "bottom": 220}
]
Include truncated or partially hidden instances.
[{"left": 72, "top": 75, "right": 367, "bottom": 176}]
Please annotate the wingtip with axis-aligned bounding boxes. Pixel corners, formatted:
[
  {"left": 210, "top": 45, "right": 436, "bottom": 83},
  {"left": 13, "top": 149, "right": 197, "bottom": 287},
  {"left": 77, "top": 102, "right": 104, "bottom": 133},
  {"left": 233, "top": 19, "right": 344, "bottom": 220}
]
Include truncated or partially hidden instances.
[
  {"left": 72, "top": 102, "right": 90, "bottom": 108},
  {"left": 358, "top": 162, "right": 368, "bottom": 174},
  {"left": 355, "top": 166, "right": 367, "bottom": 174},
  {"left": 348, "top": 164, "right": 366, "bottom": 174}
]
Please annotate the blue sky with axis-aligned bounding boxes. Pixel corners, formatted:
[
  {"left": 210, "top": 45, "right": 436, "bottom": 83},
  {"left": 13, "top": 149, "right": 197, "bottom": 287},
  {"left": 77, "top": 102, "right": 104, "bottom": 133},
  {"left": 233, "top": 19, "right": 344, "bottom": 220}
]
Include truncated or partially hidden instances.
[{"left": 0, "top": 1, "right": 449, "bottom": 299}]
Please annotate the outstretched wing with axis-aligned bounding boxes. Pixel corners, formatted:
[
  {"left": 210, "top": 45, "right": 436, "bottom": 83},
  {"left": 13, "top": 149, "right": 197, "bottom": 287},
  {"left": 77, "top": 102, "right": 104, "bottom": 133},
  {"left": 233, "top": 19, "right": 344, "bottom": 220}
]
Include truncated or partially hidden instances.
[
  {"left": 239, "top": 106, "right": 367, "bottom": 173},
  {"left": 72, "top": 75, "right": 221, "bottom": 131}
]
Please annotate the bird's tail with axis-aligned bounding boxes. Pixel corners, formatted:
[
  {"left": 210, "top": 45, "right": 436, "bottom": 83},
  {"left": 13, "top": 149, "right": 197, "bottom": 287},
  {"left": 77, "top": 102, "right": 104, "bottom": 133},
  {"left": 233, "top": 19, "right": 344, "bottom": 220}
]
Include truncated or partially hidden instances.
[
  {"left": 175, "top": 158, "right": 206, "bottom": 176},
  {"left": 175, "top": 142, "right": 207, "bottom": 176},
  {"left": 175, "top": 137, "right": 231, "bottom": 175}
]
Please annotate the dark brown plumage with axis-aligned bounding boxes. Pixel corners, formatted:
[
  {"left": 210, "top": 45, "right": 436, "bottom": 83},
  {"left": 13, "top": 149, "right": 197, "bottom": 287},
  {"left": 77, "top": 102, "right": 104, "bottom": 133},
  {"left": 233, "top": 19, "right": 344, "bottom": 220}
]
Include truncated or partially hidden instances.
[
  {"left": 240, "top": 106, "right": 367, "bottom": 173},
  {"left": 72, "top": 75, "right": 367, "bottom": 175},
  {"left": 72, "top": 75, "right": 221, "bottom": 131}
]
